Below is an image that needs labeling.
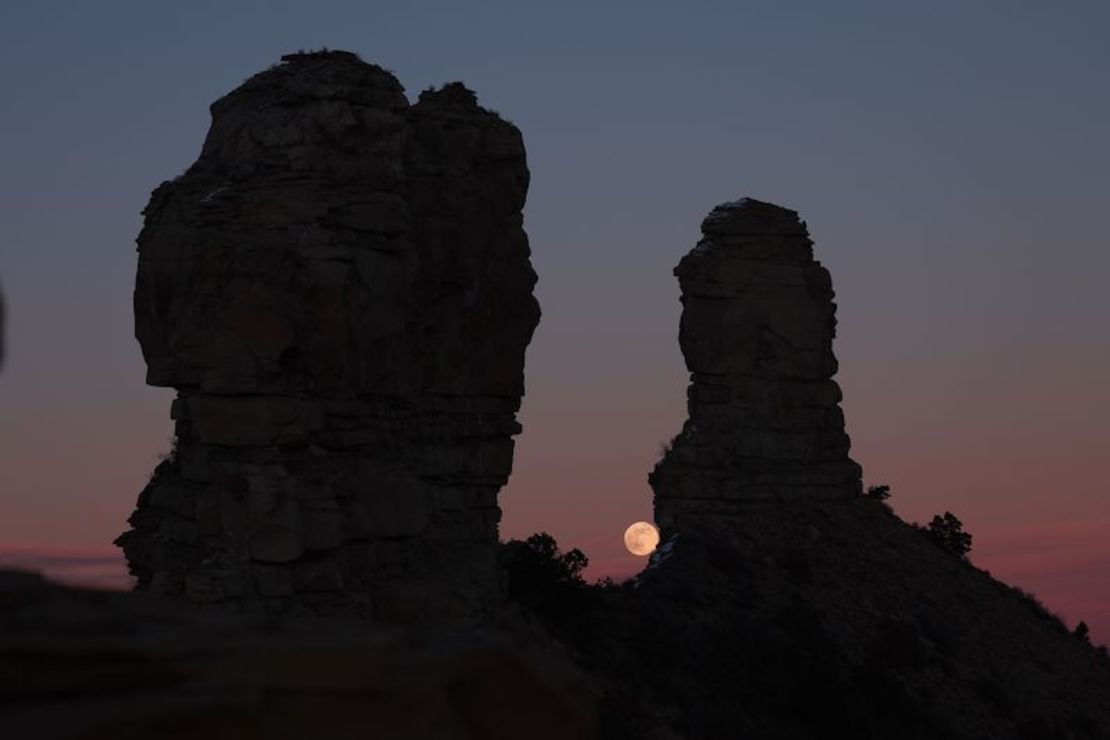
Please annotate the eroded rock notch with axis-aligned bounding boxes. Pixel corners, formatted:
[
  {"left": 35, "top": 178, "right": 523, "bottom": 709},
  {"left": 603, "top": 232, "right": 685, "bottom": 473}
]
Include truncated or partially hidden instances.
[
  {"left": 650, "top": 198, "right": 861, "bottom": 532},
  {"left": 117, "top": 51, "right": 540, "bottom": 622}
]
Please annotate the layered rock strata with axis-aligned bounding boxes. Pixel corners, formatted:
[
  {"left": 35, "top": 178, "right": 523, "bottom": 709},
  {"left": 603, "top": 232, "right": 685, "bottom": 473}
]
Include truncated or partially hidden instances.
[
  {"left": 117, "top": 51, "right": 540, "bottom": 623},
  {"left": 650, "top": 198, "right": 861, "bottom": 533}
]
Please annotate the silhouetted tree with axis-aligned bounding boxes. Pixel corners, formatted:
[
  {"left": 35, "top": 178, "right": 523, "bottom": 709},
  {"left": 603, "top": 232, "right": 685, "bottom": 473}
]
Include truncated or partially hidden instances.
[
  {"left": 927, "top": 512, "right": 972, "bottom": 558},
  {"left": 505, "top": 532, "right": 587, "bottom": 583},
  {"left": 501, "top": 533, "right": 597, "bottom": 637},
  {"left": 1075, "top": 621, "right": 1091, "bottom": 643}
]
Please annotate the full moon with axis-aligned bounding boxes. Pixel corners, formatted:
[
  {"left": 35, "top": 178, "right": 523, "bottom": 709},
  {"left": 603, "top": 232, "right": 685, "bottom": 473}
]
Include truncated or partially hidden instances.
[{"left": 624, "top": 521, "right": 660, "bottom": 557}]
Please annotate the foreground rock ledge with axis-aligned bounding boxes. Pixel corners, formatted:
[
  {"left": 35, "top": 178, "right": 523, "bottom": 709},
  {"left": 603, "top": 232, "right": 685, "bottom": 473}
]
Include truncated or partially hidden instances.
[
  {"left": 0, "top": 571, "right": 594, "bottom": 740},
  {"left": 117, "top": 51, "right": 541, "bottom": 623},
  {"left": 651, "top": 198, "right": 862, "bottom": 533}
]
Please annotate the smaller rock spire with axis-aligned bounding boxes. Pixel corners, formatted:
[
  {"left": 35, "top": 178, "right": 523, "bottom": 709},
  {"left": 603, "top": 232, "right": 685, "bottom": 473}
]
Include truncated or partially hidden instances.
[{"left": 650, "top": 198, "right": 861, "bottom": 533}]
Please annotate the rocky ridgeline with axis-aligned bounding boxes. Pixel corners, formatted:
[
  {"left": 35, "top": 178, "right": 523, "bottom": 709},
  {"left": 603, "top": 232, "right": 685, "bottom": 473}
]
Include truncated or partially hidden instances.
[
  {"left": 650, "top": 198, "right": 861, "bottom": 532},
  {"left": 116, "top": 51, "right": 540, "bottom": 623}
]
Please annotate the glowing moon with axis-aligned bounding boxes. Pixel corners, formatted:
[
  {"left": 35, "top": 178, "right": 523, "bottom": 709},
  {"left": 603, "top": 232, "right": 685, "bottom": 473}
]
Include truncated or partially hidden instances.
[{"left": 624, "top": 521, "right": 660, "bottom": 557}]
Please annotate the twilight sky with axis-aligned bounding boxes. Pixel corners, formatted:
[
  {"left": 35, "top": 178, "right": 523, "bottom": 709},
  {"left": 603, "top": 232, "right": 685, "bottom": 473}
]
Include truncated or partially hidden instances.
[{"left": 1, "top": 2, "right": 1108, "bottom": 638}]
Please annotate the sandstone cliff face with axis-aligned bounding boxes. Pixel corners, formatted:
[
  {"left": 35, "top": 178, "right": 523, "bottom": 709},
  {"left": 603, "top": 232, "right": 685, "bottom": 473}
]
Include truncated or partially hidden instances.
[
  {"left": 650, "top": 198, "right": 861, "bottom": 532},
  {"left": 116, "top": 51, "right": 540, "bottom": 623}
]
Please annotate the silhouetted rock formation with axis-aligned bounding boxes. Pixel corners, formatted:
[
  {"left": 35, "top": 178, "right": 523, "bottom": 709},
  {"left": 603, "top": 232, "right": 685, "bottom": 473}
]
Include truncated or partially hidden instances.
[
  {"left": 0, "top": 570, "right": 596, "bottom": 740},
  {"left": 116, "top": 51, "right": 540, "bottom": 623},
  {"left": 579, "top": 502, "right": 1110, "bottom": 739},
  {"left": 564, "top": 198, "right": 1110, "bottom": 736},
  {"left": 650, "top": 198, "right": 861, "bottom": 533}
]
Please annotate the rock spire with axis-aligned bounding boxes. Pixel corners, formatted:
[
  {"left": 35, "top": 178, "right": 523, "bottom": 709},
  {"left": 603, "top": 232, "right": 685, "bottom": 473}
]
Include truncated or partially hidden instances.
[
  {"left": 117, "top": 51, "right": 540, "bottom": 623},
  {"left": 650, "top": 198, "right": 861, "bottom": 532}
]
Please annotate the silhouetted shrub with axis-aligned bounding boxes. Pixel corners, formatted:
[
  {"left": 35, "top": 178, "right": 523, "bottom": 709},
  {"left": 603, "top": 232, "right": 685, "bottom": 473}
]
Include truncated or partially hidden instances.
[
  {"left": 156, "top": 435, "right": 179, "bottom": 464},
  {"left": 147, "top": 439, "right": 179, "bottom": 485},
  {"left": 865, "top": 484, "right": 891, "bottom": 502},
  {"left": 926, "top": 512, "right": 972, "bottom": 558},
  {"left": 594, "top": 575, "right": 625, "bottom": 591}
]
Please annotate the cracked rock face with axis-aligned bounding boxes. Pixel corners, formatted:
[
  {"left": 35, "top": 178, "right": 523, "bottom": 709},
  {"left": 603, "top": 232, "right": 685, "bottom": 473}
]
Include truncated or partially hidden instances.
[
  {"left": 117, "top": 51, "right": 540, "bottom": 623},
  {"left": 650, "top": 198, "right": 861, "bottom": 533}
]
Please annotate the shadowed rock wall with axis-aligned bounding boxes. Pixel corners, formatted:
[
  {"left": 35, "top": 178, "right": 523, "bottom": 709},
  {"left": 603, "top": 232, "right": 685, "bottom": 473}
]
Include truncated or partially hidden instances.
[
  {"left": 117, "top": 51, "right": 540, "bottom": 623},
  {"left": 650, "top": 198, "right": 861, "bottom": 533}
]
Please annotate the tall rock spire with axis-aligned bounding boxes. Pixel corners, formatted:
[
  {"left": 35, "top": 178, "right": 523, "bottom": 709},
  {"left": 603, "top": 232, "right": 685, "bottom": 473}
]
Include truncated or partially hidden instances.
[
  {"left": 650, "top": 198, "right": 861, "bottom": 533},
  {"left": 117, "top": 51, "right": 540, "bottom": 623}
]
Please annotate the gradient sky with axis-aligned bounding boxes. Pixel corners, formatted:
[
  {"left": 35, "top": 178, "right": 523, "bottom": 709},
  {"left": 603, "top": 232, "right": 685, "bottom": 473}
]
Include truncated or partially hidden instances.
[{"left": 1, "top": 2, "right": 1108, "bottom": 639}]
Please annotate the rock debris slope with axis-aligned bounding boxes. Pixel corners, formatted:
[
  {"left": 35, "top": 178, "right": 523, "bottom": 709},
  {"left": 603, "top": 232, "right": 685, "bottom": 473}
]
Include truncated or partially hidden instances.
[
  {"left": 650, "top": 198, "right": 862, "bottom": 533},
  {"left": 117, "top": 51, "right": 540, "bottom": 623}
]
